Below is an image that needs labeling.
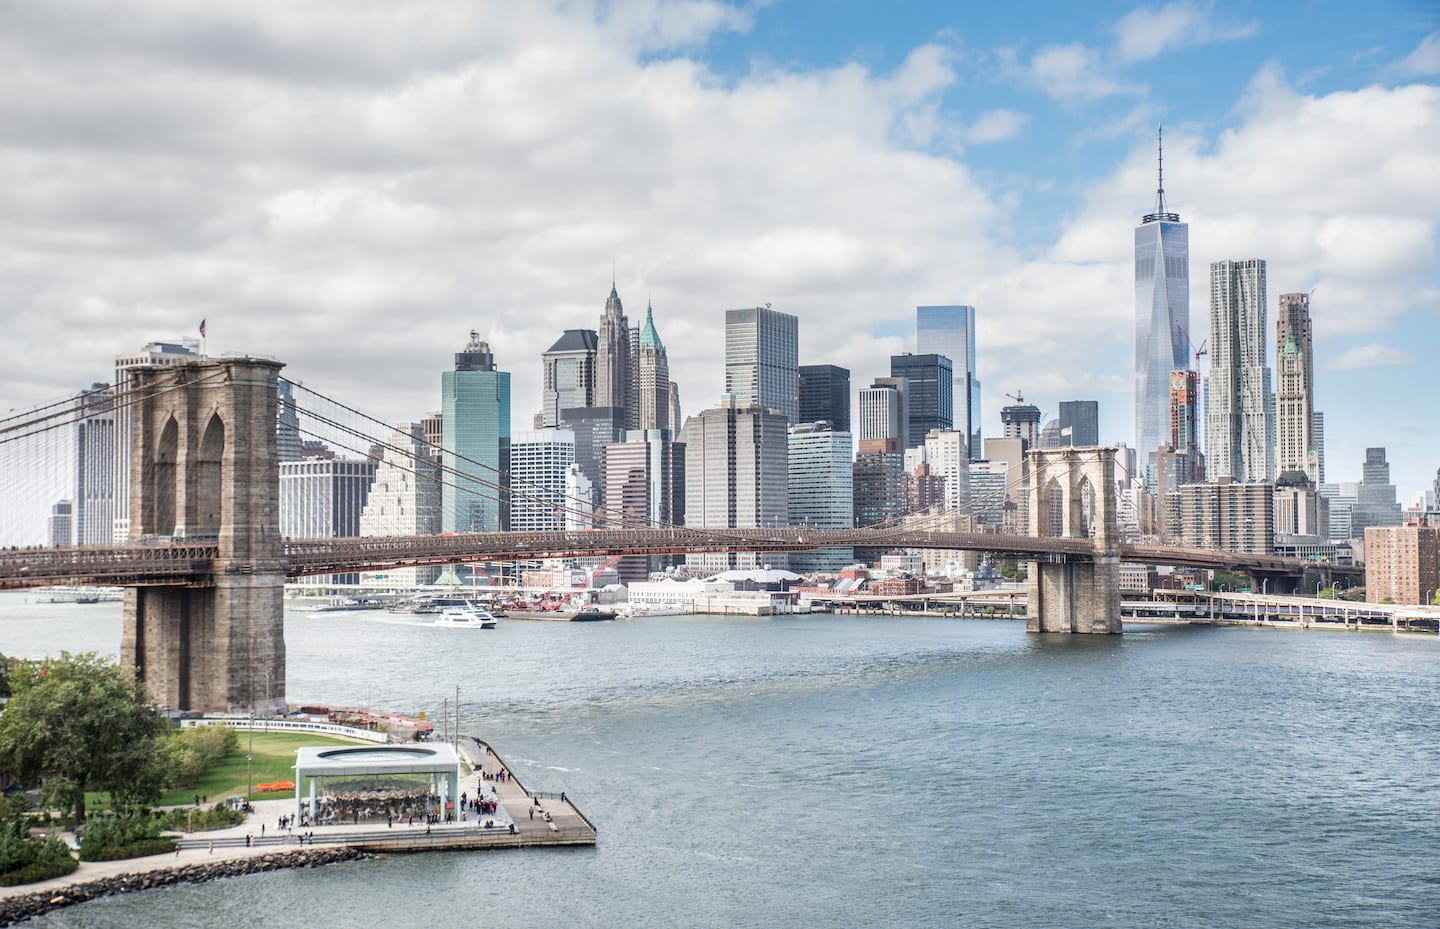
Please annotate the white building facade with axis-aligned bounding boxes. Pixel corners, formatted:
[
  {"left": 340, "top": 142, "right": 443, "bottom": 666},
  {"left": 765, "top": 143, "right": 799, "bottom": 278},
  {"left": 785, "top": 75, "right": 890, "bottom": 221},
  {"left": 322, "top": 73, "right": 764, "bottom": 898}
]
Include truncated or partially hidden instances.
[{"left": 359, "top": 423, "right": 442, "bottom": 587}]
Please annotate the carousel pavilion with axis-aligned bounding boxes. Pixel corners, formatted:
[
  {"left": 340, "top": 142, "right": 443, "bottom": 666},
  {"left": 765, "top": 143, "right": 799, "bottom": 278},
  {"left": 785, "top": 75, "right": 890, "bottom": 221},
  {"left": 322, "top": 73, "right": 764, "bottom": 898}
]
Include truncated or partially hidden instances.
[{"left": 293, "top": 743, "right": 464, "bottom": 826}]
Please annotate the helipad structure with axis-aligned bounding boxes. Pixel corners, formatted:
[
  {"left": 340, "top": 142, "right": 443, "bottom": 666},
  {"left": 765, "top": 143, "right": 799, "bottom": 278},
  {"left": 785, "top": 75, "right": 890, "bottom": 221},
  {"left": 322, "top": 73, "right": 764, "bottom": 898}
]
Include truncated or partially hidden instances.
[{"left": 293, "top": 743, "right": 463, "bottom": 825}]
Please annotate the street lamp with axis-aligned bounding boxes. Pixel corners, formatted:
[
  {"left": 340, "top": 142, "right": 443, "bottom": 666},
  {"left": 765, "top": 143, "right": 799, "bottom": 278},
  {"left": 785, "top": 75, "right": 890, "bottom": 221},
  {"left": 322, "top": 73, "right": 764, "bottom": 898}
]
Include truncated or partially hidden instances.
[
  {"left": 246, "top": 669, "right": 271, "bottom": 806},
  {"left": 246, "top": 712, "right": 254, "bottom": 805}
]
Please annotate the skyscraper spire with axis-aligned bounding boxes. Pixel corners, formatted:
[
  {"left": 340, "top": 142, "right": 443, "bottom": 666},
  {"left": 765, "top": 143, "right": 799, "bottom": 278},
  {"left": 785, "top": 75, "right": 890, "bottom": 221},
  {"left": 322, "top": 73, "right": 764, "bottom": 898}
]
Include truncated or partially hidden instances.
[
  {"left": 1155, "top": 124, "right": 1168, "bottom": 215},
  {"left": 1143, "top": 124, "right": 1180, "bottom": 224},
  {"left": 596, "top": 276, "right": 632, "bottom": 422}
]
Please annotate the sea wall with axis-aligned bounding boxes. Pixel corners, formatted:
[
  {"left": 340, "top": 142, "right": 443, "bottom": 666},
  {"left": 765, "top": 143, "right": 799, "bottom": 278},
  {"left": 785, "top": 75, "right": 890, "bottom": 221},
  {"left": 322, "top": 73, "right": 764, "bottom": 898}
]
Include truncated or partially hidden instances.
[{"left": 0, "top": 848, "right": 368, "bottom": 927}]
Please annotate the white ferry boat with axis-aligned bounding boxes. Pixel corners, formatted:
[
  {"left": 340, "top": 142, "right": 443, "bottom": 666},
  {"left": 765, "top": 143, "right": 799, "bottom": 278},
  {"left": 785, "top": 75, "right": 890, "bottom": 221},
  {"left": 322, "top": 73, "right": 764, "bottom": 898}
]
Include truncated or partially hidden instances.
[{"left": 434, "top": 606, "right": 498, "bottom": 629}]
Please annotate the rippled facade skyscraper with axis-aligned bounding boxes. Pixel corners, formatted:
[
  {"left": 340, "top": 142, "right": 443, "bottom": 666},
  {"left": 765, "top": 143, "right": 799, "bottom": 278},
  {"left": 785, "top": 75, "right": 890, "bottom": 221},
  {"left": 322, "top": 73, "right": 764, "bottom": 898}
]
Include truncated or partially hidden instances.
[
  {"left": 1206, "top": 259, "right": 1271, "bottom": 483},
  {"left": 1134, "top": 129, "right": 1190, "bottom": 475}
]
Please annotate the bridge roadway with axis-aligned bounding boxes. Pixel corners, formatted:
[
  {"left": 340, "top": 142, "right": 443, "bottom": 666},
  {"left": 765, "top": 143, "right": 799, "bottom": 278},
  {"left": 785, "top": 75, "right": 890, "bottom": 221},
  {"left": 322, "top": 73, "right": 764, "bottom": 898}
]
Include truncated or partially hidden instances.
[{"left": 0, "top": 527, "right": 1321, "bottom": 590}]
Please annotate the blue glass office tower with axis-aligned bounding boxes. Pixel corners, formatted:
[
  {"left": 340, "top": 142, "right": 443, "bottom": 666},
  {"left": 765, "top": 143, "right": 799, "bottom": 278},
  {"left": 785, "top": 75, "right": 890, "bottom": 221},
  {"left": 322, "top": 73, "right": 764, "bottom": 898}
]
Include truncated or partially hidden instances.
[
  {"left": 1134, "top": 127, "right": 1190, "bottom": 469},
  {"left": 890, "top": 353, "right": 953, "bottom": 450},
  {"left": 442, "top": 333, "right": 511, "bottom": 532},
  {"left": 916, "top": 306, "right": 980, "bottom": 460}
]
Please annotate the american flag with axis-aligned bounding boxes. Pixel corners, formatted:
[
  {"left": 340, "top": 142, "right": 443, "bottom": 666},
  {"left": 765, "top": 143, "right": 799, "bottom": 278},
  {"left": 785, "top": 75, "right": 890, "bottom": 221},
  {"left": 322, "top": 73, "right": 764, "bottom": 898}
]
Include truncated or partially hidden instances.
[{"left": 199, "top": 319, "right": 207, "bottom": 338}]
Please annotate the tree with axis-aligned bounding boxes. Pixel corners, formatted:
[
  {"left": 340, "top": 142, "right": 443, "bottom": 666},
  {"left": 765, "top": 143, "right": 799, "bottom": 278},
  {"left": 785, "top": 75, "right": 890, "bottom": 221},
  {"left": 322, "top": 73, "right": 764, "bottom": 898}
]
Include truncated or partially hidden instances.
[
  {"left": 1211, "top": 569, "right": 1248, "bottom": 591},
  {"left": 0, "top": 651, "right": 17, "bottom": 699},
  {"left": 0, "top": 653, "right": 168, "bottom": 822}
]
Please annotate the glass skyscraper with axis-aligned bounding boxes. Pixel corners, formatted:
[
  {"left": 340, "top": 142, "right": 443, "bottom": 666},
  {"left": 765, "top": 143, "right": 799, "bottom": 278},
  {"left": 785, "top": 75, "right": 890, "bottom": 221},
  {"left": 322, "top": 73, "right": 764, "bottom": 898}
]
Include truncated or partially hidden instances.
[
  {"left": 786, "top": 423, "right": 853, "bottom": 573},
  {"left": 1134, "top": 129, "right": 1190, "bottom": 468},
  {"left": 540, "top": 329, "right": 597, "bottom": 428},
  {"left": 725, "top": 306, "right": 799, "bottom": 422},
  {"left": 441, "top": 333, "right": 511, "bottom": 533},
  {"left": 916, "top": 306, "right": 981, "bottom": 460},
  {"left": 890, "top": 353, "right": 953, "bottom": 450},
  {"left": 681, "top": 399, "right": 789, "bottom": 573},
  {"left": 1057, "top": 400, "right": 1099, "bottom": 447},
  {"left": 798, "top": 364, "right": 850, "bottom": 433}
]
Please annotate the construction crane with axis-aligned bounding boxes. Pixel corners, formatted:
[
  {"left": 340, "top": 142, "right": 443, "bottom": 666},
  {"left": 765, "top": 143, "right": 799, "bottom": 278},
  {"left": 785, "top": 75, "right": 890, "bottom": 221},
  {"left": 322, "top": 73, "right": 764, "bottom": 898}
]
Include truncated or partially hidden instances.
[
  {"left": 1174, "top": 322, "right": 1207, "bottom": 366},
  {"left": 1005, "top": 390, "right": 1026, "bottom": 405}
]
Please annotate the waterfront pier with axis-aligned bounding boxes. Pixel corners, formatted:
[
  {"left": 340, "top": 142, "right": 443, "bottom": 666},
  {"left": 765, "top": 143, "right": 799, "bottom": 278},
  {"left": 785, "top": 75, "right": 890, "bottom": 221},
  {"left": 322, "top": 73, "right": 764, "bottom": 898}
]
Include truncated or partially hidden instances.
[{"left": 0, "top": 735, "right": 595, "bottom": 921}]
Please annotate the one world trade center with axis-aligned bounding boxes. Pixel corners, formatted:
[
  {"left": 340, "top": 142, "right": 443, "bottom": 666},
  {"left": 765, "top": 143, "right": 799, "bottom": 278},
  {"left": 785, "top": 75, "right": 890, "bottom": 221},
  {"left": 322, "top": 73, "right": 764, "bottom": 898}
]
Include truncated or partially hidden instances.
[{"left": 1134, "top": 127, "right": 1189, "bottom": 479}]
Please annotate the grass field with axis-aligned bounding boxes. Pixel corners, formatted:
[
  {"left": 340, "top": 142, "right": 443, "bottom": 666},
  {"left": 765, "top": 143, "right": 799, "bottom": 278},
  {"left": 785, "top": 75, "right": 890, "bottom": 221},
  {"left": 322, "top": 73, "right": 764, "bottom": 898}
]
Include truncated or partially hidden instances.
[
  {"left": 82, "top": 732, "right": 369, "bottom": 812},
  {"left": 157, "top": 732, "right": 365, "bottom": 806}
]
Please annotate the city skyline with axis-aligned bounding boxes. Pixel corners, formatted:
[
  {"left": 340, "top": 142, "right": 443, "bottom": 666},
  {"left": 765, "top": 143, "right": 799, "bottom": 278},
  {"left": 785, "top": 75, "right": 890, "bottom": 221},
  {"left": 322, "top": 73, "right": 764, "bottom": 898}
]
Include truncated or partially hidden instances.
[{"left": 0, "top": 1, "right": 1436, "bottom": 496}]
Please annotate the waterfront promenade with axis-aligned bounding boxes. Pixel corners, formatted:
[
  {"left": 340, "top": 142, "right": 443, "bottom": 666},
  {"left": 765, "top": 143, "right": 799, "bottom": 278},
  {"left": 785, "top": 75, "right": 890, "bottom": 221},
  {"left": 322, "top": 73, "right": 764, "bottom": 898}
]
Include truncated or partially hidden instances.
[{"left": 0, "top": 737, "right": 594, "bottom": 914}]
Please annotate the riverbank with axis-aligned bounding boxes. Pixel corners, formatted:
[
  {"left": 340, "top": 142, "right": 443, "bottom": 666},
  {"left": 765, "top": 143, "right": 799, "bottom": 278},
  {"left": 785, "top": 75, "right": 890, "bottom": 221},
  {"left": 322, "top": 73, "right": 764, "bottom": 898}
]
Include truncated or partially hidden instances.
[
  {"left": 0, "top": 847, "right": 367, "bottom": 926},
  {"left": 0, "top": 737, "right": 595, "bottom": 924}
]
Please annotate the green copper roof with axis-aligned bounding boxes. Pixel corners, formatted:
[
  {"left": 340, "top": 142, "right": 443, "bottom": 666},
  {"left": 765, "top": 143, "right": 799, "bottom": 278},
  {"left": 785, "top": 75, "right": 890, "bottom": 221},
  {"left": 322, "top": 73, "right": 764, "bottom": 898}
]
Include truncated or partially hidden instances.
[{"left": 639, "top": 302, "right": 663, "bottom": 349}]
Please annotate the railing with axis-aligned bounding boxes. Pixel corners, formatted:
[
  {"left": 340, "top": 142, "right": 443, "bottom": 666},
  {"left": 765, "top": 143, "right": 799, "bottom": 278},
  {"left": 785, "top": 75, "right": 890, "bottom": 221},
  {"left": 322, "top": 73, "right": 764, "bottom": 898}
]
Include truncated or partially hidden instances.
[
  {"left": 174, "top": 823, "right": 594, "bottom": 850},
  {"left": 180, "top": 717, "right": 389, "bottom": 743},
  {"left": 472, "top": 737, "right": 600, "bottom": 835}
]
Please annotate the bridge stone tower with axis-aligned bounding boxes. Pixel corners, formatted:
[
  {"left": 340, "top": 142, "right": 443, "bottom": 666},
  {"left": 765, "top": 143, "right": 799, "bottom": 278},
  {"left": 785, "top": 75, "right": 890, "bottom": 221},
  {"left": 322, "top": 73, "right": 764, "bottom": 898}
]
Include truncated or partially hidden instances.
[
  {"left": 1025, "top": 446, "right": 1122, "bottom": 634},
  {"left": 120, "top": 357, "right": 286, "bottom": 713}
]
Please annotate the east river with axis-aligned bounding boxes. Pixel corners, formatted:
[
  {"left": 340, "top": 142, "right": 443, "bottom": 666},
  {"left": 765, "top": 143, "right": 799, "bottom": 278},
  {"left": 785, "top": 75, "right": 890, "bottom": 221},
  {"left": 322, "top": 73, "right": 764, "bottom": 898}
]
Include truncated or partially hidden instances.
[{"left": 2, "top": 592, "right": 1438, "bottom": 928}]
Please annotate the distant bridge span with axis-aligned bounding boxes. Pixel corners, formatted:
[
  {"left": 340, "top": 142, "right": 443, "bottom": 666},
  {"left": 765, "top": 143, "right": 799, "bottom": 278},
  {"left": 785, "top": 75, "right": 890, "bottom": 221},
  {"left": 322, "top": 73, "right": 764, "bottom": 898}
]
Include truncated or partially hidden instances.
[{"left": 0, "top": 528, "right": 1328, "bottom": 591}]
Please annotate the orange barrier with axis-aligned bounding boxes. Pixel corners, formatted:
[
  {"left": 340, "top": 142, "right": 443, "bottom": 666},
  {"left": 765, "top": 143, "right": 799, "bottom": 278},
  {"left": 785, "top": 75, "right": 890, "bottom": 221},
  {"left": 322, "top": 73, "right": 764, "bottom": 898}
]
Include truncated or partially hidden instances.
[{"left": 256, "top": 781, "right": 295, "bottom": 792}]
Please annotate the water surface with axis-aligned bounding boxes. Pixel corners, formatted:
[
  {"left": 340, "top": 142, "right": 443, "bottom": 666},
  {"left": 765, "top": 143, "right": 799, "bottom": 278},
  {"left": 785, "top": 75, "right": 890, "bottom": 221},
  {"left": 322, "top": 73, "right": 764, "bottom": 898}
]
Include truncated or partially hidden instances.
[{"left": 3, "top": 595, "right": 1436, "bottom": 927}]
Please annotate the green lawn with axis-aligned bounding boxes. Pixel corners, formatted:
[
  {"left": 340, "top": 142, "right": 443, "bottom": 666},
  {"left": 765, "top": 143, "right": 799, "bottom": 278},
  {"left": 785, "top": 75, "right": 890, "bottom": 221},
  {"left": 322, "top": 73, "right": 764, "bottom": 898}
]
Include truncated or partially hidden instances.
[
  {"left": 157, "top": 732, "right": 364, "bottom": 806},
  {"left": 80, "top": 732, "right": 375, "bottom": 814}
]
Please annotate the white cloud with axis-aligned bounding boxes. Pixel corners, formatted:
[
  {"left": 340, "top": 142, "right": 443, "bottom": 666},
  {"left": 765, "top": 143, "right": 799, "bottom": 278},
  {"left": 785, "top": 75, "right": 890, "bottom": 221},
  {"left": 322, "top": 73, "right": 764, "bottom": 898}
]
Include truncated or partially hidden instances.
[
  {"left": 1024, "top": 43, "right": 1145, "bottom": 102},
  {"left": 0, "top": 0, "right": 1010, "bottom": 445},
  {"left": 600, "top": 0, "right": 757, "bottom": 53},
  {"left": 965, "top": 108, "right": 1028, "bottom": 143},
  {"left": 0, "top": 2, "right": 1436, "bottom": 517},
  {"left": 1054, "top": 70, "right": 1440, "bottom": 335},
  {"left": 1113, "top": 2, "right": 1259, "bottom": 64},
  {"left": 1397, "top": 31, "right": 1440, "bottom": 76},
  {"left": 1325, "top": 343, "right": 1419, "bottom": 371}
]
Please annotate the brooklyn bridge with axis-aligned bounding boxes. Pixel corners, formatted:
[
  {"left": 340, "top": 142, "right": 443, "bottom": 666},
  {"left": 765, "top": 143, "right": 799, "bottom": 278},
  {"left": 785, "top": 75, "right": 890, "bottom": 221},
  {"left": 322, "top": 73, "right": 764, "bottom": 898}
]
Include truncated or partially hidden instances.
[
  {"left": 0, "top": 526, "right": 1310, "bottom": 595},
  {"left": 0, "top": 355, "right": 1340, "bottom": 714}
]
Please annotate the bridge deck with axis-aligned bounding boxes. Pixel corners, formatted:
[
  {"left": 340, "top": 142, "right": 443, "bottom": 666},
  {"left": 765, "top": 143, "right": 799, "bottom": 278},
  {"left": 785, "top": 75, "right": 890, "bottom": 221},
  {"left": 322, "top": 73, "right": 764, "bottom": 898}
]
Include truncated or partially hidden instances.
[{"left": 0, "top": 528, "right": 1336, "bottom": 590}]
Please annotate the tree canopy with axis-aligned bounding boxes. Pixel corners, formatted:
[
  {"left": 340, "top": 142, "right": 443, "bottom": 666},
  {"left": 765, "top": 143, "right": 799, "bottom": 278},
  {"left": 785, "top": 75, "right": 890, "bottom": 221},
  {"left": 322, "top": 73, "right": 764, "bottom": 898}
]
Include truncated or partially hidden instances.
[{"left": 0, "top": 653, "right": 168, "bottom": 821}]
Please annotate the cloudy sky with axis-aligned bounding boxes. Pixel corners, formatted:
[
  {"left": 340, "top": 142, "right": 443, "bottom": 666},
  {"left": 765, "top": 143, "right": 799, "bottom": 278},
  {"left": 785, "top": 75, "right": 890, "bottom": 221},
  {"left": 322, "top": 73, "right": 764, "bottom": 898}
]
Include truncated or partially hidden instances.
[{"left": 2, "top": 0, "right": 1437, "bottom": 499}]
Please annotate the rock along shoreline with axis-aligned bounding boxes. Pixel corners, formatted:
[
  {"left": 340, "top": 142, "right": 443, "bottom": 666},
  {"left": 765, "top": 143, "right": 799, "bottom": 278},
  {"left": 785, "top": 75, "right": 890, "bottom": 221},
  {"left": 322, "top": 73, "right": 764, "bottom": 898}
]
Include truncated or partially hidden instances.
[{"left": 0, "top": 847, "right": 370, "bottom": 927}]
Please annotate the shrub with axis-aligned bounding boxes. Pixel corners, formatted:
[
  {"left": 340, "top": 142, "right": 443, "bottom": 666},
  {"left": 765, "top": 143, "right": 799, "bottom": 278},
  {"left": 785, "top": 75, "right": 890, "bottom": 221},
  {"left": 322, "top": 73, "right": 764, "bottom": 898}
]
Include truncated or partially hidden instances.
[
  {"left": 79, "top": 838, "right": 176, "bottom": 862},
  {"left": 164, "top": 726, "right": 239, "bottom": 787},
  {"left": 77, "top": 811, "right": 176, "bottom": 862},
  {"left": 0, "top": 799, "right": 77, "bottom": 886},
  {"left": 0, "top": 834, "right": 78, "bottom": 886},
  {"left": 156, "top": 803, "right": 244, "bottom": 833}
]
